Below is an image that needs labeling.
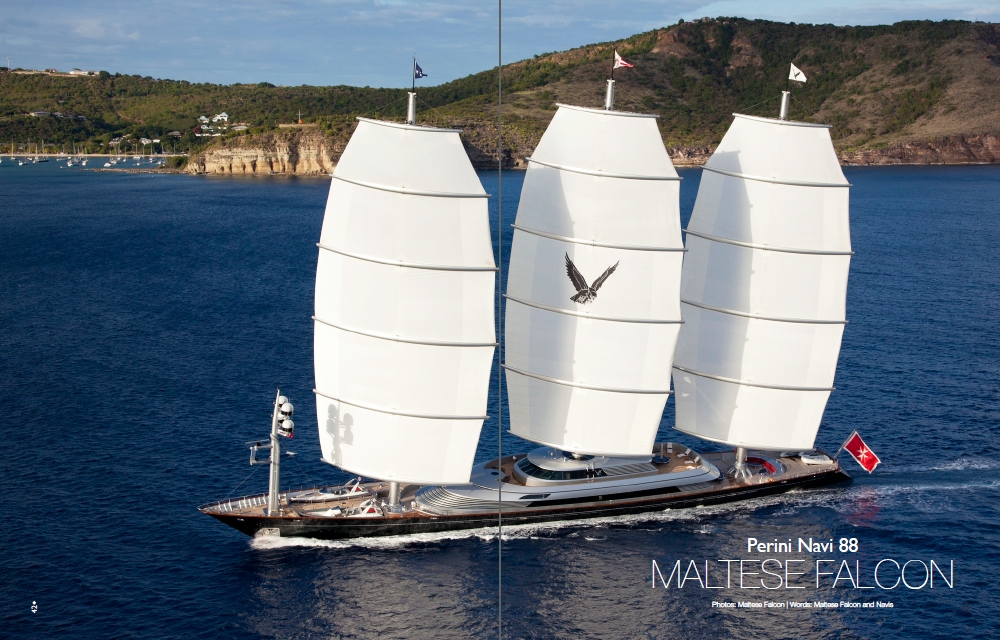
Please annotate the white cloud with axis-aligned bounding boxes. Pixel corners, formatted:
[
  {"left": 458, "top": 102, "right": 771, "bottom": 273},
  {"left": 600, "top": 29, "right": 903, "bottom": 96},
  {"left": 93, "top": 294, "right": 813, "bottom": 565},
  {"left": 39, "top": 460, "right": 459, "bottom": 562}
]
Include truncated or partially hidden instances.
[{"left": 74, "top": 19, "right": 106, "bottom": 38}]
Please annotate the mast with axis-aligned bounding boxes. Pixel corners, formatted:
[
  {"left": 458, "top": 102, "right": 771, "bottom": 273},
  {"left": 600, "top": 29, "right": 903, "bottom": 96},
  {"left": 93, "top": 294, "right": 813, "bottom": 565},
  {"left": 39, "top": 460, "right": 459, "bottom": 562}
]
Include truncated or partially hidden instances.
[
  {"left": 673, "top": 102, "right": 852, "bottom": 455},
  {"left": 503, "top": 105, "right": 684, "bottom": 456},
  {"left": 313, "top": 117, "right": 496, "bottom": 485}
]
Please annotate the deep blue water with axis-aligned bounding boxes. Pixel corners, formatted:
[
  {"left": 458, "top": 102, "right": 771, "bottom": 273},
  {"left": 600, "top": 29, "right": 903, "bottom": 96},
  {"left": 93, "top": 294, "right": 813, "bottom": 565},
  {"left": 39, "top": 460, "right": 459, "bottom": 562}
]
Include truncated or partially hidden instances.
[{"left": 2, "top": 161, "right": 999, "bottom": 638}]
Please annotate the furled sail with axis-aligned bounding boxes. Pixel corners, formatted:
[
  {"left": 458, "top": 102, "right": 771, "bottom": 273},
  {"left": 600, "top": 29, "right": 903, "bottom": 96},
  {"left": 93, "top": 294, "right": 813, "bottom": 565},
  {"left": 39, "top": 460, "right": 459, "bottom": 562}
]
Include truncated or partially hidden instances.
[
  {"left": 314, "top": 118, "right": 496, "bottom": 484},
  {"left": 673, "top": 113, "right": 852, "bottom": 451},
  {"left": 504, "top": 105, "right": 684, "bottom": 456}
]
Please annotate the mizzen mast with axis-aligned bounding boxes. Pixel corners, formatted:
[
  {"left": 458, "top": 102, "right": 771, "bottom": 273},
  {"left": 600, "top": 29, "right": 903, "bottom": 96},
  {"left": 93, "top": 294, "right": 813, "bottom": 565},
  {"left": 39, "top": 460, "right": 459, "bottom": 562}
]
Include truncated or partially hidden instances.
[{"left": 673, "top": 74, "right": 852, "bottom": 474}]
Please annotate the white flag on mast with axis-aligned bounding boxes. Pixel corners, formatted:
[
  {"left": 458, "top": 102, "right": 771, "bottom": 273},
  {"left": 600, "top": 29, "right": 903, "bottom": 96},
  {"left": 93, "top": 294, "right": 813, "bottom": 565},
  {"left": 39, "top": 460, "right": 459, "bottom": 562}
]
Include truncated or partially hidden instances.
[{"left": 789, "top": 63, "right": 807, "bottom": 82}]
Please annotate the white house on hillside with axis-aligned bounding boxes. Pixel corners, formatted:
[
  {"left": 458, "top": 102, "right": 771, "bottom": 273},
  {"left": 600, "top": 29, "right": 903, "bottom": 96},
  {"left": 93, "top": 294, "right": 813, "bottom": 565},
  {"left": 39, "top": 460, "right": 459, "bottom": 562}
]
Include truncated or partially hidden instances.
[
  {"left": 198, "top": 116, "right": 210, "bottom": 124},
  {"left": 212, "top": 112, "right": 229, "bottom": 123}
]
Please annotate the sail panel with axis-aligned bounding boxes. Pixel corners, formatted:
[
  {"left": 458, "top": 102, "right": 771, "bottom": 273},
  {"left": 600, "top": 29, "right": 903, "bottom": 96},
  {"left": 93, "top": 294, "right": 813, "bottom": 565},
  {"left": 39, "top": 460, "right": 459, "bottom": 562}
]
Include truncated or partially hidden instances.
[
  {"left": 315, "top": 118, "right": 495, "bottom": 484},
  {"left": 674, "top": 305, "right": 845, "bottom": 389},
  {"left": 504, "top": 105, "right": 683, "bottom": 455},
  {"left": 674, "top": 114, "right": 851, "bottom": 451},
  {"left": 532, "top": 105, "right": 678, "bottom": 179},
  {"left": 688, "top": 171, "right": 851, "bottom": 253},
  {"left": 315, "top": 251, "right": 495, "bottom": 344},
  {"left": 706, "top": 115, "right": 848, "bottom": 187},
  {"left": 320, "top": 180, "right": 495, "bottom": 269},
  {"left": 516, "top": 167, "right": 682, "bottom": 248},
  {"left": 316, "top": 399, "right": 483, "bottom": 484},
  {"left": 681, "top": 235, "right": 851, "bottom": 322},
  {"left": 335, "top": 119, "right": 485, "bottom": 196},
  {"left": 315, "top": 322, "right": 494, "bottom": 416},
  {"left": 673, "top": 374, "right": 831, "bottom": 451},
  {"left": 506, "top": 370, "right": 671, "bottom": 456},
  {"left": 505, "top": 301, "right": 679, "bottom": 390},
  {"left": 507, "top": 233, "right": 682, "bottom": 321}
]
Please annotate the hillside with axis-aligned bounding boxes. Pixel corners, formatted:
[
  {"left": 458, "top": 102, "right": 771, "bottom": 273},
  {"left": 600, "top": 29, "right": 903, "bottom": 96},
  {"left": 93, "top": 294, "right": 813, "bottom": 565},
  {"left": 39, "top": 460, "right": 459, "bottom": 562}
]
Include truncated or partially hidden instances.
[{"left": 2, "top": 18, "right": 999, "bottom": 169}]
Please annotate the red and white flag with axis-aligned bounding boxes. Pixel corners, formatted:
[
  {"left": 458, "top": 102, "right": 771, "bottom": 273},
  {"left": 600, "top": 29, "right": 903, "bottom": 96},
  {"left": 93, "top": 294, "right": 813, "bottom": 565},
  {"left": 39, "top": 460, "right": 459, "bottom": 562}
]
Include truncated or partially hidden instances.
[
  {"left": 841, "top": 431, "right": 881, "bottom": 473},
  {"left": 614, "top": 50, "right": 634, "bottom": 69}
]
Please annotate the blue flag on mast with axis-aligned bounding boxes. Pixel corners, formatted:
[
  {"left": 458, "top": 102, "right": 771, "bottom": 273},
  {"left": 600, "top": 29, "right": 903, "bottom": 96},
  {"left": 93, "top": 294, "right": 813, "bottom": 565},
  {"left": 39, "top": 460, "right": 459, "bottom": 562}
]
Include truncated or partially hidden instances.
[{"left": 414, "top": 61, "right": 427, "bottom": 79}]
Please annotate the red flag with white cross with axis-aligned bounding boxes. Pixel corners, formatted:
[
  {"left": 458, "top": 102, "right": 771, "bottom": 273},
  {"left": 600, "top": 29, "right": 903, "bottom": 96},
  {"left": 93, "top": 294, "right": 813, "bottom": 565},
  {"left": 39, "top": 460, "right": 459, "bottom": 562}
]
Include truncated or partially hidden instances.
[{"left": 841, "top": 431, "right": 881, "bottom": 473}]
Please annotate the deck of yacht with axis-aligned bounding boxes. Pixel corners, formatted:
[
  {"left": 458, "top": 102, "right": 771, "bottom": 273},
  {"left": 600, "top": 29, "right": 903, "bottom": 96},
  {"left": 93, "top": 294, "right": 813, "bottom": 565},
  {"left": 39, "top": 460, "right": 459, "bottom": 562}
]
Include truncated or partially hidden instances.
[{"left": 200, "top": 443, "right": 841, "bottom": 521}]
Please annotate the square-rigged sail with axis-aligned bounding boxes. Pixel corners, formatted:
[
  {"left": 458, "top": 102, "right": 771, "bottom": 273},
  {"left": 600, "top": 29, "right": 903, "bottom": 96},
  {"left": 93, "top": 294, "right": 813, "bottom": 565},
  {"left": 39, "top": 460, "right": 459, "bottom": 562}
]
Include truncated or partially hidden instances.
[
  {"left": 674, "top": 114, "right": 853, "bottom": 451},
  {"left": 314, "top": 118, "right": 496, "bottom": 484},
  {"left": 504, "top": 105, "right": 684, "bottom": 456}
]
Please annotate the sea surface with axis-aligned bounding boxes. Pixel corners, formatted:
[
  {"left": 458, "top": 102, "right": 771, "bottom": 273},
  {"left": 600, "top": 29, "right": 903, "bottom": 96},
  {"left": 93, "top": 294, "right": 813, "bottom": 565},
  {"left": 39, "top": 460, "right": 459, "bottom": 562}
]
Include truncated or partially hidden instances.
[{"left": 2, "top": 160, "right": 998, "bottom": 639}]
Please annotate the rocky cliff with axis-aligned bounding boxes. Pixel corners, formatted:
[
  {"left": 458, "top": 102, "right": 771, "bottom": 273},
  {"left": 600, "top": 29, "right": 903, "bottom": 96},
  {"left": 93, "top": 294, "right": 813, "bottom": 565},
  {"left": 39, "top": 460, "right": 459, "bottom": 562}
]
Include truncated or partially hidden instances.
[
  {"left": 187, "top": 125, "right": 998, "bottom": 175},
  {"left": 186, "top": 128, "right": 343, "bottom": 175},
  {"left": 839, "top": 134, "right": 1000, "bottom": 165}
]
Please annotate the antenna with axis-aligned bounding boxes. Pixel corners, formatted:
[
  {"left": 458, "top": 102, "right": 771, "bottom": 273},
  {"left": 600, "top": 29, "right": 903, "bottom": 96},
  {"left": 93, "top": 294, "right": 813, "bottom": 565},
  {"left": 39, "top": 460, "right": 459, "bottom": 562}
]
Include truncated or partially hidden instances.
[{"left": 496, "top": 2, "right": 504, "bottom": 639}]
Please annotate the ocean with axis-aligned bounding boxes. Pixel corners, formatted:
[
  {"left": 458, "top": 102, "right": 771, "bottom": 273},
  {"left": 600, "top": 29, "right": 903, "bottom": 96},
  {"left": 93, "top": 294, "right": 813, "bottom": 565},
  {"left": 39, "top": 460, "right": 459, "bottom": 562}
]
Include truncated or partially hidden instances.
[{"left": 2, "top": 160, "right": 998, "bottom": 638}]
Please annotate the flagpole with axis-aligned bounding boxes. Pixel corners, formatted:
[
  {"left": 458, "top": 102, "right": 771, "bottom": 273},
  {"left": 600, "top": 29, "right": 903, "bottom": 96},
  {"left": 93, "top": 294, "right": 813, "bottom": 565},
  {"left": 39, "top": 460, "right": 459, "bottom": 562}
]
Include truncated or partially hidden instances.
[
  {"left": 833, "top": 430, "right": 857, "bottom": 459},
  {"left": 412, "top": 56, "right": 416, "bottom": 93}
]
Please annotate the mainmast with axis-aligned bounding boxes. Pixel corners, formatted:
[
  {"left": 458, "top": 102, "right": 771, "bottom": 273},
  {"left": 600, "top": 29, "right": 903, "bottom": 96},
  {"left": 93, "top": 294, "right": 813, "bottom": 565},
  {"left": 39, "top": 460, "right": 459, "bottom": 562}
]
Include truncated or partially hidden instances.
[{"left": 504, "top": 104, "right": 684, "bottom": 456}]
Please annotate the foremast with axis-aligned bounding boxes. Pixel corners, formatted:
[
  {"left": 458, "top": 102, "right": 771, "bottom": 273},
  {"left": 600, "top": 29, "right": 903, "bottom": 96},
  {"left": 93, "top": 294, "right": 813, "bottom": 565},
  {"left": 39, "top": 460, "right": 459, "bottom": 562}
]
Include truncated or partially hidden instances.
[{"left": 313, "top": 96, "right": 496, "bottom": 491}]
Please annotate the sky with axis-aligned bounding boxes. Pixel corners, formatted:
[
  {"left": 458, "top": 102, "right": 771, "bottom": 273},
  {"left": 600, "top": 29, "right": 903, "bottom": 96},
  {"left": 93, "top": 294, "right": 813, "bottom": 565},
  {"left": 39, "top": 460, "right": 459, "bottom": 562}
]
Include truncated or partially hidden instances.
[{"left": 2, "top": 1, "right": 998, "bottom": 88}]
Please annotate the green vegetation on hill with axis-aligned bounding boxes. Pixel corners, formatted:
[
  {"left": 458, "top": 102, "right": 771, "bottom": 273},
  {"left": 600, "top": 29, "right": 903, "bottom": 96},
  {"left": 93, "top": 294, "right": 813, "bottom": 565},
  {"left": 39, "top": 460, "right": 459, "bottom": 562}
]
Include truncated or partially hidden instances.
[{"left": 1, "top": 18, "right": 997, "bottom": 156}]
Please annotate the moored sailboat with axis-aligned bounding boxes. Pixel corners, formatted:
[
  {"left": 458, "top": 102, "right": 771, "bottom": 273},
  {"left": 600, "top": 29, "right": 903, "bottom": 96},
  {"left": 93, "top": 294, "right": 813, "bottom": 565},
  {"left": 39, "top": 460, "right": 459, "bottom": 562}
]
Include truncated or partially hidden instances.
[{"left": 201, "top": 80, "right": 853, "bottom": 541}]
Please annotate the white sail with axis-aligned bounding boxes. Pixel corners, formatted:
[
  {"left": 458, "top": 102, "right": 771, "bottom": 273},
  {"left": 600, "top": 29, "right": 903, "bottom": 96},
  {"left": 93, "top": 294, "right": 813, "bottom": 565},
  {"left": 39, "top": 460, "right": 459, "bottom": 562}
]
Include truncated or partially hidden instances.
[
  {"left": 504, "top": 105, "right": 684, "bottom": 457},
  {"left": 314, "top": 118, "right": 496, "bottom": 485},
  {"left": 673, "top": 113, "right": 852, "bottom": 451}
]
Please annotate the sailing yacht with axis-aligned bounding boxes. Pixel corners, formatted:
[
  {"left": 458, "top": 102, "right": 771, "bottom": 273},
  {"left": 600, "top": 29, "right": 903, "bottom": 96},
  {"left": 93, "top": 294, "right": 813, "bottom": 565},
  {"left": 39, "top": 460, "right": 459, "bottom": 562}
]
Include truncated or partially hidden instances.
[{"left": 202, "top": 86, "right": 852, "bottom": 540}]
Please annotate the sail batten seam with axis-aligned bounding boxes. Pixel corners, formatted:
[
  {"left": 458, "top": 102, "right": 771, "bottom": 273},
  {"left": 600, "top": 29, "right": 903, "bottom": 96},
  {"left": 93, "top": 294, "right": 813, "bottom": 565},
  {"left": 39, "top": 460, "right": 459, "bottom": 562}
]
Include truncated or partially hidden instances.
[
  {"left": 680, "top": 300, "right": 848, "bottom": 325},
  {"left": 672, "top": 365, "right": 835, "bottom": 392},
  {"left": 317, "top": 243, "right": 499, "bottom": 271},
  {"left": 526, "top": 156, "right": 680, "bottom": 181},
  {"left": 503, "top": 365, "right": 672, "bottom": 395},
  {"left": 313, "top": 389, "right": 488, "bottom": 420},
  {"left": 505, "top": 295, "right": 682, "bottom": 324},
  {"left": 313, "top": 316, "right": 497, "bottom": 347},
  {"left": 512, "top": 224, "right": 686, "bottom": 252},
  {"left": 701, "top": 165, "right": 851, "bottom": 188},
  {"left": 331, "top": 173, "right": 490, "bottom": 198},
  {"left": 683, "top": 228, "right": 854, "bottom": 256}
]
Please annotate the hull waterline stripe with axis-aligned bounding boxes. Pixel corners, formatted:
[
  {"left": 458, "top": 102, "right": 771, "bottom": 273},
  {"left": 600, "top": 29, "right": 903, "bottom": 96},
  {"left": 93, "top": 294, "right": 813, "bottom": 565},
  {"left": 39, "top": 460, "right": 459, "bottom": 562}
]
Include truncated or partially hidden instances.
[
  {"left": 505, "top": 295, "right": 682, "bottom": 325},
  {"left": 313, "top": 316, "right": 498, "bottom": 347},
  {"left": 680, "top": 300, "right": 848, "bottom": 325},
  {"left": 512, "top": 224, "right": 686, "bottom": 252},
  {"left": 313, "top": 389, "right": 488, "bottom": 420},
  {"left": 503, "top": 364, "right": 672, "bottom": 395},
  {"left": 355, "top": 116, "right": 463, "bottom": 134},
  {"left": 683, "top": 228, "right": 855, "bottom": 256},
  {"left": 526, "top": 156, "right": 679, "bottom": 181},
  {"left": 672, "top": 365, "right": 835, "bottom": 392},
  {"left": 331, "top": 173, "right": 490, "bottom": 198},
  {"left": 318, "top": 243, "right": 499, "bottom": 272},
  {"left": 701, "top": 165, "right": 851, "bottom": 188}
]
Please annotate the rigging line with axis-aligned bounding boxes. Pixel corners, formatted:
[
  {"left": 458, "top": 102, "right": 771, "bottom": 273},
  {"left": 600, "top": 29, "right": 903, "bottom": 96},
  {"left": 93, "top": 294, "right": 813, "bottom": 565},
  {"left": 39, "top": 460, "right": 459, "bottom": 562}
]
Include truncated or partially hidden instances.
[
  {"left": 740, "top": 94, "right": 779, "bottom": 116},
  {"left": 497, "top": 1, "right": 503, "bottom": 638},
  {"left": 223, "top": 464, "right": 264, "bottom": 501},
  {"left": 356, "top": 93, "right": 411, "bottom": 121},
  {"left": 615, "top": 86, "right": 653, "bottom": 112},
  {"left": 790, "top": 93, "right": 821, "bottom": 118}
]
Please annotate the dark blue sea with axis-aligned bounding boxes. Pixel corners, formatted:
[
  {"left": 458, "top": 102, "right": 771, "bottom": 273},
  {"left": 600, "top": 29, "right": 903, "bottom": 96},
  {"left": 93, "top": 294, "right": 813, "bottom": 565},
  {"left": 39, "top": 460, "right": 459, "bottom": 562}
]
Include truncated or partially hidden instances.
[{"left": 2, "top": 160, "right": 998, "bottom": 639}]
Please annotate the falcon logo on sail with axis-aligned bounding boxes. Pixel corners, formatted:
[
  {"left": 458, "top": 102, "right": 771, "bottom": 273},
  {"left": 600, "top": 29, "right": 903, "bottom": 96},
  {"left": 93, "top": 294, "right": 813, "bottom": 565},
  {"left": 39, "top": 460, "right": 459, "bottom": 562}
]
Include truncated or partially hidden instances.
[{"left": 565, "top": 253, "right": 619, "bottom": 304}]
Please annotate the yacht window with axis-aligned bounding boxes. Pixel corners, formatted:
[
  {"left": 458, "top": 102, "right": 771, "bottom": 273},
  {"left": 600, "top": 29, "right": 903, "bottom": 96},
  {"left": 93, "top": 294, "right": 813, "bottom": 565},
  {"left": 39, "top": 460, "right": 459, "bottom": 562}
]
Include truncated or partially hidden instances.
[{"left": 517, "top": 458, "right": 606, "bottom": 480}]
